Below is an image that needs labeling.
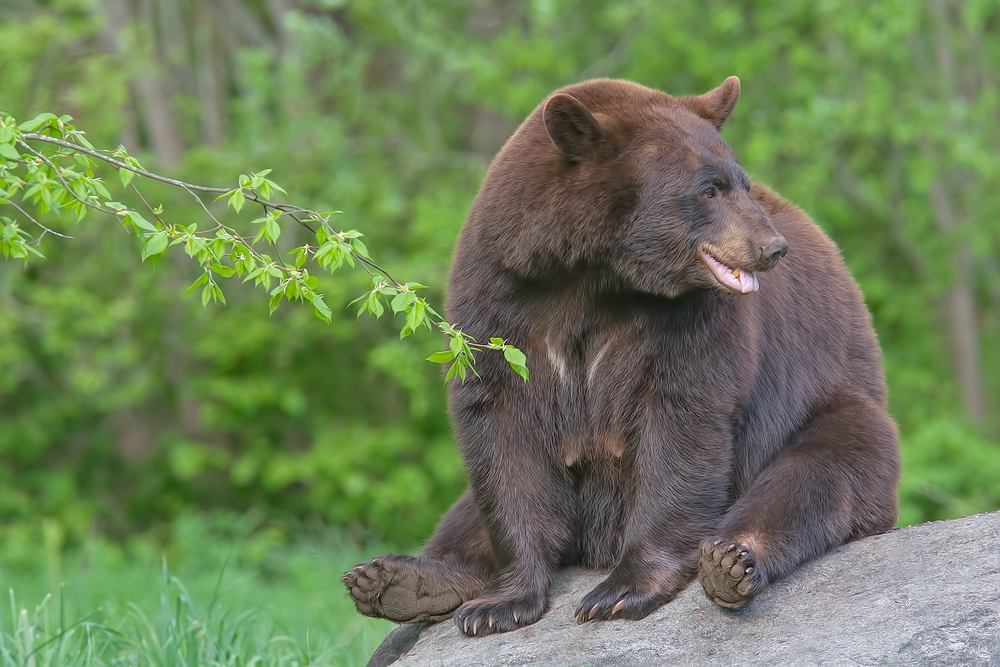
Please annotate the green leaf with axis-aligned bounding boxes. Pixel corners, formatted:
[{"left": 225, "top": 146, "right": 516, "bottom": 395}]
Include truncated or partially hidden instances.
[
  {"left": 348, "top": 287, "right": 373, "bottom": 313},
  {"left": 263, "top": 178, "right": 286, "bottom": 195},
  {"left": 444, "top": 360, "right": 463, "bottom": 383},
  {"left": 126, "top": 211, "right": 157, "bottom": 232},
  {"left": 391, "top": 290, "right": 416, "bottom": 314},
  {"left": 268, "top": 291, "right": 282, "bottom": 314},
  {"left": 211, "top": 262, "right": 235, "bottom": 278},
  {"left": 449, "top": 334, "right": 464, "bottom": 357},
  {"left": 351, "top": 239, "right": 369, "bottom": 258},
  {"left": 18, "top": 114, "right": 55, "bottom": 132},
  {"left": 140, "top": 232, "right": 169, "bottom": 261},
  {"left": 503, "top": 345, "right": 527, "bottom": 367},
  {"left": 91, "top": 180, "right": 111, "bottom": 200},
  {"left": 119, "top": 168, "right": 135, "bottom": 188},
  {"left": 228, "top": 189, "right": 245, "bottom": 213},
  {"left": 186, "top": 272, "right": 209, "bottom": 294},
  {"left": 427, "top": 350, "right": 456, "bottom": 363},
  {"left": 311, "top": 294, "right": 332, "bottom": 322},
  {"left": 366, "top": 293, "right": 385, "bottom": 318},
  {"left": 243, "top": 266, "right": 264, "bottom": 283},
  {"left": 0, "top": 143, "right": 18, "bottom": 160},
  {"left": 405, "top": 299, "right": 426, "bottom": 335},
  {"left": 265, "top": 216, "right": 280, "bottom": 242}
]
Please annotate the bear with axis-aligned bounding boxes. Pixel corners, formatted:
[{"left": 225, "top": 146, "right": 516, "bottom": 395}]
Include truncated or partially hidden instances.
[{"left": 343, "top": 76, "right": 901, "bottom": 637}]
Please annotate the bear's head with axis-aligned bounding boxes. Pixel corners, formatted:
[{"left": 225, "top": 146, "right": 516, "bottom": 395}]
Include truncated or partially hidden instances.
[{"left": 476, "top": 77, "right": 787, "bottom": 300}]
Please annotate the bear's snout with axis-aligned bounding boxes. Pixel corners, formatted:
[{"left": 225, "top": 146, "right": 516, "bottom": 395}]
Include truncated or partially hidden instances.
[{"left": 759, "top": 236, "right": 788, "bottom": 270}]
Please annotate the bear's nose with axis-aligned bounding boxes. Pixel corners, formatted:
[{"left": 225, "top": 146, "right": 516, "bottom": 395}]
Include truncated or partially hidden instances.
[{"left": 760, "top": 236, "right": 788, "bottom": 269}]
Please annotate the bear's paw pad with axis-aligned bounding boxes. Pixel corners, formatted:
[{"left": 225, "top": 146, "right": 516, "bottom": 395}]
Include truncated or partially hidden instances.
[
  {"left": 697, "top": 540, "right": 765, "bottom": 608},
  {"left": 343, "top": 555, "right": 461, "bottom": 623}
]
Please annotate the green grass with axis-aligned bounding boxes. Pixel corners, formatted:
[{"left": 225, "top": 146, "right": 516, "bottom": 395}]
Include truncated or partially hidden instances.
[{"left": 0, "top": 515, "right": 396, "bottom": 666}]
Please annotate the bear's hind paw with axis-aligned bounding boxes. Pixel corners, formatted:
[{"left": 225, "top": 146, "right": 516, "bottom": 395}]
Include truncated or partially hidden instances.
[{"left": 343, "top": 554, "right": 463, "bottom": 623}]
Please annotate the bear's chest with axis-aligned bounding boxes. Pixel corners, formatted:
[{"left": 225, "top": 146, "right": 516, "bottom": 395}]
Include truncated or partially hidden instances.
[{"left": 540, "top": 314, "right": 753, "bottom": 468}]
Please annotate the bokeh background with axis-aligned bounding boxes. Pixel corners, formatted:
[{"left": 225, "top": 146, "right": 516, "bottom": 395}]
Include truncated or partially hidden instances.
[{"left": 0, "top": 0, "right": 998, "bottom": 661}]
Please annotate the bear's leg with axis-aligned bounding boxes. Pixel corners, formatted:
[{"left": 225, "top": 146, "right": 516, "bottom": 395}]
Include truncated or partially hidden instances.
[
  {"left": 698, "top": 393, "right": 900, "bottom": 608},
  {"left": 575, "top": 405, "right": 733, "bottom": 623},
  {"left": 450, "top": 421, "right": 576, "bottom": 637},
  {"left": 343, "top": 491, "right": 494, "bottom": 623}
]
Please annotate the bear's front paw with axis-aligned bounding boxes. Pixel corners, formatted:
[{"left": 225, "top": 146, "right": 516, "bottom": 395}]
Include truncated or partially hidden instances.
[
  {"left": 697, "top": 540, "right": 767, "bottom": 608},
  {"left": 574, "top": 578, "right": 672, "bottom": 623},
  {"left": 343, "top": 554, "right": 463, "bottom": 623},
  {"left": 453, "top": 593, "right": 547, "bottom": 637}
]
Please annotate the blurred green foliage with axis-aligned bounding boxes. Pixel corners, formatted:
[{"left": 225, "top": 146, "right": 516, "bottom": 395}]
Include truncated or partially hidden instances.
[{"left": 0, "top": 0, "right": 997, "bottom": 563}]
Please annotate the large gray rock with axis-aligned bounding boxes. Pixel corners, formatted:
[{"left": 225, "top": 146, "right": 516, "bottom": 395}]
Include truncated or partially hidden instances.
[{"left": 369, "top": 512, "right": 1000, "bottom": 667}]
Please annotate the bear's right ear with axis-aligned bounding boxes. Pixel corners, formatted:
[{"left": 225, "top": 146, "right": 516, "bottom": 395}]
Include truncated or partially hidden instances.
[
  {"left": 543, "top": 93, "right": 605, "bottom": 161},
  {"left": 679, "top": 76, "right": 741, "bottom": 131}
]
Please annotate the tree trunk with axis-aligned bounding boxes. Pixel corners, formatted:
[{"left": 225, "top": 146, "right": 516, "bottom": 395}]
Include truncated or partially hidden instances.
[
  {"left": 133, "top": 0, "right": 184, "bottom": 166},
  {"left": 926, "top": 0, "right": 988, "bottom": 423},
  {"left": 99, "top": 0, "right": 141, "bottom": 152},
  {"left": 195, "top": 5, "right": 225, "bottom": 146},
  {"left": 929, "top": 181, "right": 987, "bottom": 423}
]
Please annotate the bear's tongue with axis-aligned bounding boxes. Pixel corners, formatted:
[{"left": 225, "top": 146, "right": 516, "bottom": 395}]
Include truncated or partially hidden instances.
[{"left": 699, "top": 249, "right": 759, "bottom": 294}]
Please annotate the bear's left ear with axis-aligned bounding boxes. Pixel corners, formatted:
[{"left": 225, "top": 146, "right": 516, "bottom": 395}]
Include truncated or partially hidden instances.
[
  {"left": 679, "top": 76, "right": 741, "bottom": 131},
  {"left": 543, "top": 93, "right": 605, "bottom": 161}
]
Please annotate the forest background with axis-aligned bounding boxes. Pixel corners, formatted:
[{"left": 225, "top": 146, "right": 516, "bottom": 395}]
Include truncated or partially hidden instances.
[{"left": 0, "top": 0, "right": 998, "bottom": 664}]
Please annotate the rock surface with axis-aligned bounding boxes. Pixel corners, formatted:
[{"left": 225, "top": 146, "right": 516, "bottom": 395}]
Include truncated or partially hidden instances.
[{"left": 368, "top": 512, "right": 1000, "bottom": 667}]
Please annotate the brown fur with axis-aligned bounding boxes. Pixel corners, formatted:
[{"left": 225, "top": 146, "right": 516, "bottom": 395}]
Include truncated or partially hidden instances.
[{"left": 344, "top": 77, "right": 900, "bottom": 636}]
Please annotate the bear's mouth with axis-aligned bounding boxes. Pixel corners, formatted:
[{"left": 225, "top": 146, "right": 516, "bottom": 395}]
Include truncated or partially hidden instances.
[{"left": 698, "top": 247, "right": 759, "bottom": 294}]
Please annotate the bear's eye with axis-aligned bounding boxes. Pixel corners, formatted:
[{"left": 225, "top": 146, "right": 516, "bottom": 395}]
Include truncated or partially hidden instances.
[{"left": 703, "top": 185, "right": 717, "bottom": 199}]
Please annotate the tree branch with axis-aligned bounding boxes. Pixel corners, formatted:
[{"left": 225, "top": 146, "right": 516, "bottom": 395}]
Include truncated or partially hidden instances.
[{"left": 0, "top": 197, "right": 74, "bottom": 242}]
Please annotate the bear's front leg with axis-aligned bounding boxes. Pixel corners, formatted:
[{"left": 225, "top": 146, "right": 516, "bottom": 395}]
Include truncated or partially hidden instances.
[
  {"left": 574, "top": 550, "right": 698, "bottom": 622},
  {"left": 576, "top": 409, "right": 732, "bottom": 623},
  {"left": 449, "top": 395, "right": 578, "bottom": 637}
]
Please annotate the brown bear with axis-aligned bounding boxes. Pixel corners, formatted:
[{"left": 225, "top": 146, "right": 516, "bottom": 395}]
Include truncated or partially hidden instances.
[{"left": 343, "top": 77, "right": 900, "bottom": 637}]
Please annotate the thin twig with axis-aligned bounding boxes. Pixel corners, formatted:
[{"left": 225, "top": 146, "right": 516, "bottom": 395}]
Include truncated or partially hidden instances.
[
  {"left": 128, "top": 182, "right": 166, "bottom": 226},
  {"left": 17, "top": 139, "right": 118, "bottom": 215},
  {"left": 22, "top": 133, "right": 234, "bottom": 196},
  {"left": 353, "top": 253, "right": 398, "bottom": 285},
  {"left": 0, "top": 197, "right": 74, "bottom": 241},
  {"left": 179, "top": 183, "right": 269, "bottom": 265},
  {"left": 269, "top": 239, "right": 288, "bottom": 268}
]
